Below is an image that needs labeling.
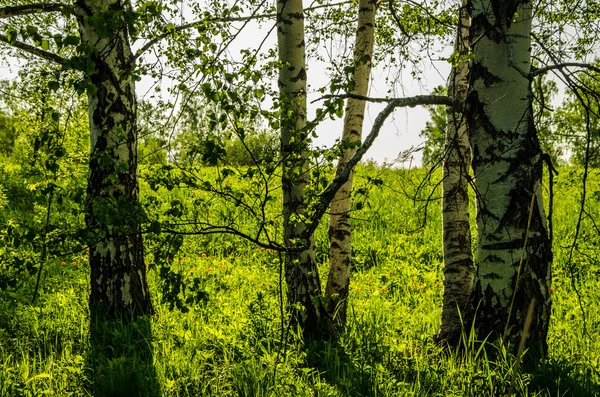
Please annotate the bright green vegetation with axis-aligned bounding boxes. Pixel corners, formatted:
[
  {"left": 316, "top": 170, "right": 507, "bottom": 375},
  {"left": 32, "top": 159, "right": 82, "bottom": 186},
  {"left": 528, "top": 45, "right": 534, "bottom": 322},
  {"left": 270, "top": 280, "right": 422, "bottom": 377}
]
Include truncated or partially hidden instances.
[{"left": 1, "top": 165, "right": 599, "bottom": 396}]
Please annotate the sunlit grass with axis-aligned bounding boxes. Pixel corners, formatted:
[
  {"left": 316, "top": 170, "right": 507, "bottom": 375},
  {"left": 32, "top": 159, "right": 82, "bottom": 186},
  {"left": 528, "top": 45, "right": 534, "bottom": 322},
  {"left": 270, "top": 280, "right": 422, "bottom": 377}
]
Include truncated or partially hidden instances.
[{"left": 1, "top": 166, "right": 599, "bottom": 396}]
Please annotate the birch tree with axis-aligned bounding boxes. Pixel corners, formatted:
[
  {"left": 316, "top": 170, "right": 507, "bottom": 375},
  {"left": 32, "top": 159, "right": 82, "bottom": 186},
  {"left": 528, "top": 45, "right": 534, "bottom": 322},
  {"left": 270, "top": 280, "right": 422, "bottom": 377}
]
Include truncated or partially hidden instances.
[
  {"left": 467, "top": 0, "right": 552, "bottom": 356},
  {"left": 77, "top": 0, "right": 152, "bottom": 318},
  {"left": 437, "top": 1, "right": 474, "bottom": 345},
  {"left": 325, "top": 0, "right": 377, "bottom": 330},
  {"left": 277, "top": 0, "right": 328, "bottom": 337},
  {"left": 0, "top": 0, "right": 153, "bottom": 319}
]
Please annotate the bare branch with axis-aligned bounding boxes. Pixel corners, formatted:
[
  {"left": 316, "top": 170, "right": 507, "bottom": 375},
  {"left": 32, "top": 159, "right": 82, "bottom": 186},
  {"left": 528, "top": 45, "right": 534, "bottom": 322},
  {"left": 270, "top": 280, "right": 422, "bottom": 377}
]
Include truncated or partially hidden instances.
[
  {"left": 161, "top": 224, "right": 287, "bottom": 252},
  {"left": 0, "top": 3, "right": 80, "bottom": 18},
  {"left": 302, "top": 94, "right": 456, "bottom": 238},
  {"left": 313, "top": 93, "right": 392, "bottom": 103},
  {"left": 0, "top": 33, "right": 66, "bottom": 65},
  {"left": 532, "top": 62, "right": 600, "bottom": 77},
  {"left": 315, "top": 92, "right": 457, "bottom": 105},
  {"left": 532, "top": 31, "right": 593, "bottom": 338}
]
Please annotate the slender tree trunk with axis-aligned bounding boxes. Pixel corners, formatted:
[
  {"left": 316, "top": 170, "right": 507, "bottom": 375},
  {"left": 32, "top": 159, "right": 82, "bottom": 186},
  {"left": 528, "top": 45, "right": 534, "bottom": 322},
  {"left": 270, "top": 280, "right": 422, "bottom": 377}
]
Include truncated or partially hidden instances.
[
  {"left": 437, "top": 2, "right": 474, "bottom": 345},
  {"left": 467, "top": 0, "right": 552, "bottom": 358},
  {"left": 325, "top": 0, "right": 377, "bottom": 329},
  {"left": 77, "top": 0, "right": 152, "bottom": 319},
  {"left": 277, "top": 0, "right": 327, "bottom": 338}
]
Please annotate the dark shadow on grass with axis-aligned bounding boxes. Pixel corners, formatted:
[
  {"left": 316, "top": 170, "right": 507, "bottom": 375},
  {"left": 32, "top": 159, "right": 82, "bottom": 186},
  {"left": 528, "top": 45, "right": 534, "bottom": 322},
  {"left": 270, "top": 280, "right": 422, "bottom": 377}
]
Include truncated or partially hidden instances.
[
  {"left": 530, "top": 357, "right": 600, "bottom": 397},
  {"left": 86, "top": 315, "right": 161, "bottom": 397},
  {"left": 305, "top": 338, "right": 380, "bottom": 397}
]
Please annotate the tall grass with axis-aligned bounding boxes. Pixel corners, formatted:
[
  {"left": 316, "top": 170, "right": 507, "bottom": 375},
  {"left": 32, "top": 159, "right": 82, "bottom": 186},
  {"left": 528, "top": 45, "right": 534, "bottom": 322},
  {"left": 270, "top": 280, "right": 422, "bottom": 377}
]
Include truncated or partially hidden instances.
[{"left": 1, "top": 166, "right": 599, "bottom": 396}]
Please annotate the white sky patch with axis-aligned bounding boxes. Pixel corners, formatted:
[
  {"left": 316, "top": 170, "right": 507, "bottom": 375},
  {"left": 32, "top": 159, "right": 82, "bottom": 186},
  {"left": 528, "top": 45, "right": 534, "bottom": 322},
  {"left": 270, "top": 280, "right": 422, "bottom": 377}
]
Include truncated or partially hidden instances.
[{"left": 0, "top": 1, "right": 579, "bottom": 166}]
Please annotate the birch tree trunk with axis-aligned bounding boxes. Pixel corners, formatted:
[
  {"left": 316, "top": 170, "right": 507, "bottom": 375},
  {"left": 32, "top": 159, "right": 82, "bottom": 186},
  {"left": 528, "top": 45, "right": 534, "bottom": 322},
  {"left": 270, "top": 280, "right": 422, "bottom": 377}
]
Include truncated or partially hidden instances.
[
  {"left": 77, "top": 0, "right": 153, "bottom": 319},
  {"left": 325, "top": 0, "right": 377, "bottom": 330},
  {"left": 467, "top": 0, "right": 552, "bottom": 356},
  {"left": 437, "top": 2, "right": 474, "bottom": 345},
  {"left": 277, "top": 0, "right": 327, "bottom": 338}
]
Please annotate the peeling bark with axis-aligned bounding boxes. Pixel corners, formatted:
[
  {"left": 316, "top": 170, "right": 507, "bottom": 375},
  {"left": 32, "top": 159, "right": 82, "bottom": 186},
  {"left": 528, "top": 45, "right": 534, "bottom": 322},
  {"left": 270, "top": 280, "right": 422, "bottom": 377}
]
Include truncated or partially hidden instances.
[
  {"left": 438, "top": 1, "right": 474, "bottom": 345},
  {"left": 77, "top": 0, "right": 152, "bottom": 319},
  {"left": 325, "top": 0, "right": 377, "bottom": 330},
  {"left": 467, "top": 0, "right": 552, "bottom": 358},
  {"left": 277, "top": 0, "right": 327, "bottom": 338}
]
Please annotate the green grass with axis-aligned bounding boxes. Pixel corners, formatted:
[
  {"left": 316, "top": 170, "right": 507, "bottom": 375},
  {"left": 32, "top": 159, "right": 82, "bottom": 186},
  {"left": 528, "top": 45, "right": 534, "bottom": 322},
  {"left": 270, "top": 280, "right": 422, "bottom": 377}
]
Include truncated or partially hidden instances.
[{"left": 1, "top": 165, "right": 599, "bottom": 396}]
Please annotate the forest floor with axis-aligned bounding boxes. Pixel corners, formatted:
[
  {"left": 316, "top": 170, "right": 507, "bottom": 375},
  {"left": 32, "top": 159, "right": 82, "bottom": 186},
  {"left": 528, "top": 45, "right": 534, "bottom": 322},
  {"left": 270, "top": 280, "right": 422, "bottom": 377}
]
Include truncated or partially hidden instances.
[{"left": 1, "top": 165, "right": 599, "bottom": 396}]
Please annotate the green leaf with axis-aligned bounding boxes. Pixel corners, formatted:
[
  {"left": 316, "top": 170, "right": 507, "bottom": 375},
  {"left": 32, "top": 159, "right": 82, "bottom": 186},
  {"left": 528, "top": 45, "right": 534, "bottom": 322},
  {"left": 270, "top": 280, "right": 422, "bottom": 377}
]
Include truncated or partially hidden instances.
[
  {"left": 6, "top": 28, "right": 17, "bottom": 44},
  {"left": 45, "top": 159, "right": 59, "bottom": 174},
  {"left": 26, "top": 25, "right": 38, "bottom": 36},
  {"left": 53, "top": 34, "right": 63, "bottom": 48},
  {"left": 41, "top": 39, "right": 49, "bottom": 51},
  {"left": 26, "top": 373, "right": 51, "bottom": 384},
  {"left": 63, "top": 35, "right": 79, "bottom": 46},
  {"left": 85, "top": 60, "right": 96, "bottom": 76},
  {"left": 149, "top": 221, "right": 162, "bottom": 234},
  {"left": 87, "top": 84, "right": 97, "bottom": 96},
  {"left": 48, "top": 81, "right": 60, "bottom": 91}
]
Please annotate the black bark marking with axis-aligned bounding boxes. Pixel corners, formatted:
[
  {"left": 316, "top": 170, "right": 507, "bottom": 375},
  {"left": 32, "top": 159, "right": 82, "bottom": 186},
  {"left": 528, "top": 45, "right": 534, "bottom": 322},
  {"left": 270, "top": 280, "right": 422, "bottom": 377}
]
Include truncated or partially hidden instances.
[
  {"left": 471, "top": 62, "right": 503, "bottom": 87},
  {"left": 482, "top": 240, "right": 525, "bottom": 251}
]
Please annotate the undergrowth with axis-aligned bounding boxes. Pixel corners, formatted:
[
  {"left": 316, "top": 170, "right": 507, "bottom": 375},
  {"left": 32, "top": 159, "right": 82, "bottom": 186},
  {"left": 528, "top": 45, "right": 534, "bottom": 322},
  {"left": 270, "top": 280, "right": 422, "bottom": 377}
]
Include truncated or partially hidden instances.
[{"left": 0, "top": 166, "right": 599, "bottom": 396}]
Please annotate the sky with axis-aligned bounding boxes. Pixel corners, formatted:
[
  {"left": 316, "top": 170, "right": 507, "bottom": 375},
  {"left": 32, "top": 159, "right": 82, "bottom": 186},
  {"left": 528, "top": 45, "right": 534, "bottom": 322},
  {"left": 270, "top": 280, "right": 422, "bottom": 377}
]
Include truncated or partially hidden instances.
[
  {"left": 135, "top": 11, "right": 454, "bottom": 167},
  {"left": 144, "top": 5, "right": 573, "bottom": 167},
  {"left": 134, "top": 1, "right": 586, "bottom": 167},
  {"left": 1, "top": 1, "right": 573, "bottom": 167}
]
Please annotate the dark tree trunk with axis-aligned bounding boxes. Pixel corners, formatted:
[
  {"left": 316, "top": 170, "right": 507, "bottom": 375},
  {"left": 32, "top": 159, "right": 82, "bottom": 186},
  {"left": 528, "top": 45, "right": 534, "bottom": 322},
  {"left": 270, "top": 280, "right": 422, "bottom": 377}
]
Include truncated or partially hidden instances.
[{"left": 77, "top": 0, "right": 152, "bottom": 319}]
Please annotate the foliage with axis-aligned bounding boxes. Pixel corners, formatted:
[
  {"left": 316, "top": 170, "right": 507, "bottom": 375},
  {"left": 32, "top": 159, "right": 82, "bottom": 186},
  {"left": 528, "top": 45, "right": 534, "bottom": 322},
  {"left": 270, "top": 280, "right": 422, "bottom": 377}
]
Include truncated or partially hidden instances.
[
  {"left": 532, "top": 74, "right": 565, "bottom": 165},
  {"left": 0, "top": 72, "right": 87, "bottom": 292},
  {"left": 1, "top": 165, "right": 599, "bottom": 396},
  {"left": 0, "top": 109, "right": 17, "bottom": 156},
  {"left": 172, "top": 95, "right": 279, "bottom": 167},
  {"left": 419, "top": 86, "right": 446, "bottom": 168},
  {"left": 553, "top": 62, "right": 600, "bottom": 167},
  {"left": 223, "top": 129, "right": 279, "bottom": 167},
  {"left": 2, "top": 0, "right": 600, "bottom": 395}
]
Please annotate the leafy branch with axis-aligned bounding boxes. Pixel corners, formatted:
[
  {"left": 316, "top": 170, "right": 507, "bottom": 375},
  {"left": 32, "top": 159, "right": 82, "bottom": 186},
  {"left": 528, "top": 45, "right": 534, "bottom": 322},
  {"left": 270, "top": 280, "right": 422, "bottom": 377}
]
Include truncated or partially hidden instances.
[
  {"left": 0, "top": 33, "right": 67, "bottom": 64},
  {"left": 301, "top": 94, "right": 457, "bottom": 239}
]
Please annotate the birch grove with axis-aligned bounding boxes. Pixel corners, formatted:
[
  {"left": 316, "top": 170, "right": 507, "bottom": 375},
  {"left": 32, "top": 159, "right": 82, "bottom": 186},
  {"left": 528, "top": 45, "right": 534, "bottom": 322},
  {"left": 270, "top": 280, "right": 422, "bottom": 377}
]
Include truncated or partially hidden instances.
[{"left": 5, "top": 0, "right": 595, "bottom": 364}]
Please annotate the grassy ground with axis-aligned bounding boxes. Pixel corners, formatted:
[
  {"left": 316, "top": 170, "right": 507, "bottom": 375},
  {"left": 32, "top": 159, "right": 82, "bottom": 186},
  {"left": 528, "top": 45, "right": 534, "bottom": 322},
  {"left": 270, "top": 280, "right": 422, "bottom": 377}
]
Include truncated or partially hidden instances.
[{"left": 1, "top": 166, "right": 599, "bottom": 396}]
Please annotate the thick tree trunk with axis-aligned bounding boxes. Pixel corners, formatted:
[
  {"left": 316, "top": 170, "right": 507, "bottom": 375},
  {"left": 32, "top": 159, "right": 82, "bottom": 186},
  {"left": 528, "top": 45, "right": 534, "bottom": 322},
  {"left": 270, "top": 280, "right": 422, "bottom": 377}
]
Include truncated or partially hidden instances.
[
  {"left": 437, "top": 2, "right": 474, "bottom": 345},
  {"left": 77, "top": 0, "right": 152, "bottom": 319},
  {"left": 277, "top": 0, "right": 327, "bottom": 338},
  {"left": 325, "top": 0, "right": 377, "bottom": 329},
  {"left": 467, "top": 0, "right": 552, "bottom": 357}
]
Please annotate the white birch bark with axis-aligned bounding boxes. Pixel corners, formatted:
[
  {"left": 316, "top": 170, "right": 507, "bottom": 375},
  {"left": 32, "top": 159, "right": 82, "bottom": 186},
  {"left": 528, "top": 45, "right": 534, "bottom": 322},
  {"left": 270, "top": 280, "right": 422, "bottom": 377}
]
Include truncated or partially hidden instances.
[
  {"left": 277, "top": 0, "right": 326, "bottom": 337},
  {"left": 76, "top": 0, "right": 152, "bottom": 318},
  {"left": 325, "top": 0, "right": 377, "bottom": 329},
  {"left": 438, "top": 2, "right": 474, "bottom": 344},
  {"left": 468, "top": 0, "right": 552, "bottom": 356}
]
